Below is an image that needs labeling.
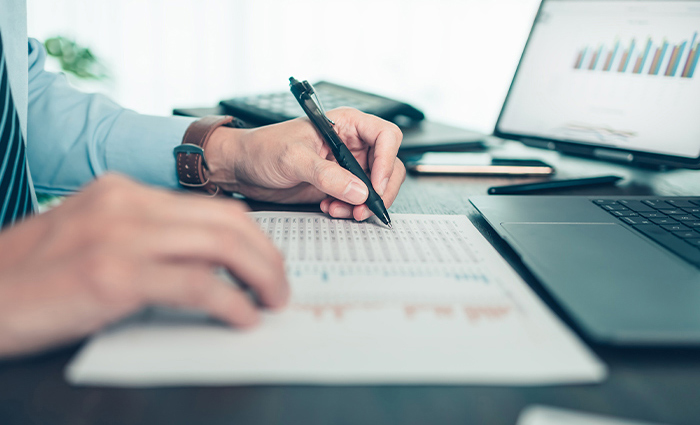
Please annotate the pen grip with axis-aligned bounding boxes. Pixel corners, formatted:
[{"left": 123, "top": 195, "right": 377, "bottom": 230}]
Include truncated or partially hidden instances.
[{"left": 337, "top": 144, "right": 382, "bottom": 205}]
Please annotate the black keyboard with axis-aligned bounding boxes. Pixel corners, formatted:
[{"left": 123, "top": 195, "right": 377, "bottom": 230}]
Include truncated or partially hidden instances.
[
  {"left": 219, "top": 81, "right": 425, "bottom": 127},
  {"left": 592, "top": 198, "right": 700, "bottom": 268}
]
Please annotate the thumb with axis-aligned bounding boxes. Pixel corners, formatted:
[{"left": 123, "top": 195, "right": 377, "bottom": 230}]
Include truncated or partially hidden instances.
[{"left": 301, "top": 156, "right": 369, "bottom": 205}]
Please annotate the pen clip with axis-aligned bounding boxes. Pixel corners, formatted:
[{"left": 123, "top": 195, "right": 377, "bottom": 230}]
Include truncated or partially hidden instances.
[{"left": 305, "top": 81, "right": 335, "bottom": 126}]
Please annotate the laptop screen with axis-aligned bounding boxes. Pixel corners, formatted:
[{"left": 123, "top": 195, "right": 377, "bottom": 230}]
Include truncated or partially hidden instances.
[{"left": 497, "top": 0, "right": 700, "bottom": 160}]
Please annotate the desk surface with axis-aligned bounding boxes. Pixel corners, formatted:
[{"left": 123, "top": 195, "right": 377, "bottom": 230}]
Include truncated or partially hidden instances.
[{"left": 2, "top": 141, "right": 699, "bottom": 425}]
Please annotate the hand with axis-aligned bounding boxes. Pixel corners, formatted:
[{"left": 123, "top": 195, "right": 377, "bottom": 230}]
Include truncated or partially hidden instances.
[
  {"left": 205, "top": 108, "right": 406, "bottom": 222},
  {"left": 0, "top": 174, "right": 288, "bottom": 357}
]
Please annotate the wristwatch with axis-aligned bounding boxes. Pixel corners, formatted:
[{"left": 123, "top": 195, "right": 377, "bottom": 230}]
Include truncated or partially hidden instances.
[{"left": 174, "top": 115, "right": 245, "bottom": 196}]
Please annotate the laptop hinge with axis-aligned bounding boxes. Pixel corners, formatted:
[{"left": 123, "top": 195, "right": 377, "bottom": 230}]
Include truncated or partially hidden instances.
[{"left": 593, "top": 148, "right": 634, "bottom": 163}]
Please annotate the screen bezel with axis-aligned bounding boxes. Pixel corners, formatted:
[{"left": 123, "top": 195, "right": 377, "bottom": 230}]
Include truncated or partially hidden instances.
[{"left": 493, "top": 0, "right": 700, "bottom": 170}]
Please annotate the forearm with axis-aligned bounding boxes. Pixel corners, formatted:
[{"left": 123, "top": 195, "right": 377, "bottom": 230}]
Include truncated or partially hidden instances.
[{"left": 26, "top": 38, "right": 195, "bottom": 193}]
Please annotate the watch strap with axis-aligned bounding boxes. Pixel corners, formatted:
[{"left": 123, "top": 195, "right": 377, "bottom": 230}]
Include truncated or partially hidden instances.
[{"left": 175, "top": 115, "right": 235, "bottom": 196}]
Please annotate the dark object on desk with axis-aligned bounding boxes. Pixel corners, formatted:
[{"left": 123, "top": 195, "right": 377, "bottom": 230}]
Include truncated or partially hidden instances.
[
  {"left": 173, "top": 105, "right": 485, "bottom": 154},
  {"left": 471, "top": 195, "right": 700, "bottom": 346},
  {"left": 289, "top": 77, "right": 391, "bottom": 227},
  {"left": 488, "top": 175, "right": 621, "bottom": 194},
  {"left": 398, "top": 121, "right": 485, "bottom": 154},
  {"left": 406, "top": 152, "right": 554, "bottom": 176},
  {"left": 219, "top": 81, "right": 424, "bottom": 126}
]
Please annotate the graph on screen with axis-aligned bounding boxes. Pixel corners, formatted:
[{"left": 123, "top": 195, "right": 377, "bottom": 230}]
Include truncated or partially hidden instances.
[
  {"left": 498, "top": 1, "right": 700, "bottom": 159},
  {"left": 573, "top": 32, "right": 700, "bottom": 78}
]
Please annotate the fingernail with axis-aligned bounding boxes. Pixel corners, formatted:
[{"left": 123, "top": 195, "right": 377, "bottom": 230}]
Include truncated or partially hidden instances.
[
  {"left": 343, "top": 181, "right": 368, "bottom": 204},
  {"left": 378, "top": 178, "right": 389, "bottom": 196},
  {"left": 333, "top": 204, "right": 353, "bottom": 218}
]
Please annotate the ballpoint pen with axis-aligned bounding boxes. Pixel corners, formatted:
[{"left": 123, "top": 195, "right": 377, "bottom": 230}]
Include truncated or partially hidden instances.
[
  {"left": 289, "top": 77, "right": 392, "bottom": 228},
  {"left": 488, "top": 175, "right": 623, "bottom": 195}
]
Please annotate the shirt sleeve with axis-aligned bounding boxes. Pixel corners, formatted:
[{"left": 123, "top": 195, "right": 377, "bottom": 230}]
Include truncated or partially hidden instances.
[{"left": 25, "top": 38, "right": 196, "bottom": 195}]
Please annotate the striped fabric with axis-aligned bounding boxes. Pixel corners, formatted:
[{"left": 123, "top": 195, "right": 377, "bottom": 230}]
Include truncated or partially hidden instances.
[{"left": 0, "top": 31, "right": 34, "bottom": 229}]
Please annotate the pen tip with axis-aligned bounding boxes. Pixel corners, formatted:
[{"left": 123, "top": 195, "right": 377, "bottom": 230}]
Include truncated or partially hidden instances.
[{"left": 387, "top": 223, "right": 393, "bottom": 230}]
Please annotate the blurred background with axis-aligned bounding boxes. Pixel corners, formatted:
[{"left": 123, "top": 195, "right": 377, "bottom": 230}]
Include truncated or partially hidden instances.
[{"left": 27, "top": 0, "right": 540, "bottom": 133}]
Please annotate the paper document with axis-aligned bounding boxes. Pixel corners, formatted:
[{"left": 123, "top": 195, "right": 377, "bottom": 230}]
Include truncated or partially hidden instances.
[{"left": 66, "top": 213, "right": 605, "bottom": 386}]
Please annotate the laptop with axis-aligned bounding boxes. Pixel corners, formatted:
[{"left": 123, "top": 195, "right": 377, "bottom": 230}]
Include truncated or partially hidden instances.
[{"left": 470, "top": 0, "right": 700, "bottom": 345}]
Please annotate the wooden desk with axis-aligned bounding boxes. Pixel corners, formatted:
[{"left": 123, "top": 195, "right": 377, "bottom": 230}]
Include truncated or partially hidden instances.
[{"left": 1, "top": 141, "right": 699, "bottom": 425}]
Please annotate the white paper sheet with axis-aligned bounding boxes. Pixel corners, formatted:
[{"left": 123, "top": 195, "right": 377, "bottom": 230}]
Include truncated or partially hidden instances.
[{"left": 66, "top": 213, "right": 606, "bottom": 386}]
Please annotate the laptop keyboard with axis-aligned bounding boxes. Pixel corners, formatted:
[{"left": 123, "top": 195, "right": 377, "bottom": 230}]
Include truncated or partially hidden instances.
[{"left": 592, "top": 198, "right": 700, "bottom": 268}]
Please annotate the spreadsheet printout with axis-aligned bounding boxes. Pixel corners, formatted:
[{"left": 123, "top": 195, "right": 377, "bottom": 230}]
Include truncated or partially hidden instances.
[{"left": 66, "top": 213, "right": 605, "bottom": 386}]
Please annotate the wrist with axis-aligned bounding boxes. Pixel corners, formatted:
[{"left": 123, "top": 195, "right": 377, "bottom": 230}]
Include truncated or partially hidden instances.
[
  {"left": 203, "top": 126, "right": 248, "bottom": 192},
  {"left": 175, "top": 115, "right": 248, "bottom": 196}
]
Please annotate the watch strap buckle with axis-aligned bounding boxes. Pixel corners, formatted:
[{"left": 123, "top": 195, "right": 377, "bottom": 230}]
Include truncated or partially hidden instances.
[
  {"left": 175, "top": 115, "right": 238, "bottom": 197},
  {"left": 174, "top": 143, "right": 209, "bottom": 170}
]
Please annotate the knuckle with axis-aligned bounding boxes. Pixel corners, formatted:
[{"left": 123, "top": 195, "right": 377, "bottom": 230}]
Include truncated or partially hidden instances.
[
  {"left": 312, "top": 161, "right": 334, "bottom": 186},
  {"left": 396, "top": 158, "right": 407, "bottom": 177},
  {"left": 388, "top": 122, "right": 402, "bottom": 137}
]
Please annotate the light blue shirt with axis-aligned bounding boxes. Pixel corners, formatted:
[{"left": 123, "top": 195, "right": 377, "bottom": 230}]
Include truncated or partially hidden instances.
[
  {"left": 2, "top": 0, "right": 197, "bottom": 197},
  {"left": 27, "top": 39, "right": 196, "bottom": 195}
]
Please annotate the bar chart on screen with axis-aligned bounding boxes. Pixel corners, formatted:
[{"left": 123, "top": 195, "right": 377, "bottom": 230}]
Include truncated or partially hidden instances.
[
  {"left": 499, "top": 1, "right": 700, "bottom": 159},
  {"left": 573, "top": 32, "right": 700, "bottom": 78}
]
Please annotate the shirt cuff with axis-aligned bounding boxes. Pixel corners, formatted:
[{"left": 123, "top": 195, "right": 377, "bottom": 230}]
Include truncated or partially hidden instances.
[{"left": 104, "top": 112, "right": 197, "bottom": 189}]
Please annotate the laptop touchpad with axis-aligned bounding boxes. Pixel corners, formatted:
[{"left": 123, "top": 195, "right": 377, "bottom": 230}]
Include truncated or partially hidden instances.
[
  {"left": 500, "top": 222, "right": 686, "bottom": 278},
  {"left": 499, "top": 223, "right": 699, "bottom": 336}
]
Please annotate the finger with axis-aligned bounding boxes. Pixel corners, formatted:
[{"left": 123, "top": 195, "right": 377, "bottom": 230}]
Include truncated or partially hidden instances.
[
  {"left": 320, "top": 197, "right": 332, "bottom": 214},
  {"left": 353, "top": 114, "right": 402, "bottom": 196},
  {"left": 325, "top": 158, "right": 405, "bottom": 222},
  {"left": 295, "top": 147, "right": 370, "bottom": 206},
  {"left": 138, "top": 193, "right": 289, "bottom": 308},
  {"left": 372, "top": 158, "right": 405, "bottom": 209},
  {"left": 137, "top": 264, "right": 261, "bottom": 328},
  {"left": 321, "top": 196, "right": 354, "bottom": 219},
  {"left": 329, "top": 202, "right": 354, "bottom": 219},
  {"left": 354, "top": 160, "right": 405, "bottom": 221},
  {"left": 136, "top": 224, "right": 289, "bottom": 310},
  {"left": 320, "top": 197, "right": 365, "bottom": 220},
  {"left": 151, "top": 194, "right": 283, "bottom": 270}
]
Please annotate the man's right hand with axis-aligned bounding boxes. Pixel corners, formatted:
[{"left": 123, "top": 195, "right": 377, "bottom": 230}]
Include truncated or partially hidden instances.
[{"left": 0, "top": 174, "right": 289, "bottom": 358}]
